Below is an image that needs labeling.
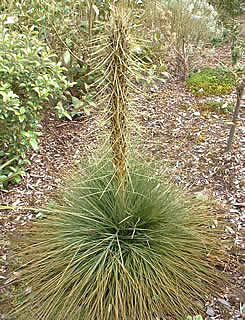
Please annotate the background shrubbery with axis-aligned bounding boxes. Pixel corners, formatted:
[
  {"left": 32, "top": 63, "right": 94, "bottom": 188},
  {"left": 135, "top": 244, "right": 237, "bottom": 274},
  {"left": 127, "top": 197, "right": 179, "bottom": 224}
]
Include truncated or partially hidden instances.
[
  {"left": 0, "top": 22, "right": 72, "bottom": 182},
  {"left": 208, "top": 0, "right": 242, "bottom": 20},
  {"left": 159, "top": 0, "right": 220, "bottom": 78}
]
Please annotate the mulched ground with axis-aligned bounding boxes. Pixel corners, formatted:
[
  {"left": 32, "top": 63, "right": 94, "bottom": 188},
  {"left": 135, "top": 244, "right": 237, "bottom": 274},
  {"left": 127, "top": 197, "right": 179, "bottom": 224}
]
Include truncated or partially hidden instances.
[{"left": 0, "top": 45, "right": 244, "bottom": 320}]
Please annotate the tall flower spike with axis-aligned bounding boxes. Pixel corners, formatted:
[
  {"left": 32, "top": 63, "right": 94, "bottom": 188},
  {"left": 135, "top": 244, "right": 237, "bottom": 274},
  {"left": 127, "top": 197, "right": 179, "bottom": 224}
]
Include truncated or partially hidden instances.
[{"left": 108, "top": 8, "right": 130, "bottom": 188}]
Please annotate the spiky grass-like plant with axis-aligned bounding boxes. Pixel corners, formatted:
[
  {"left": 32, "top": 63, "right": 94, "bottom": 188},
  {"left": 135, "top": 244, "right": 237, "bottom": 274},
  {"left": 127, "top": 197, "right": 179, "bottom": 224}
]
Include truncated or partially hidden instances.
[{"left": 15, "top": 160, "right": 225, "bottom": 320}]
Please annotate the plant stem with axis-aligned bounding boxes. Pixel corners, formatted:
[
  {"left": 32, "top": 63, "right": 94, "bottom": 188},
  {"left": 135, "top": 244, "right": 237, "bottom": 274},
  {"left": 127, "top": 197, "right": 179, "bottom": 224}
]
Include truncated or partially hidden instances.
[{"left": 225, "top": 81, "right": 244, "bottom": 152}]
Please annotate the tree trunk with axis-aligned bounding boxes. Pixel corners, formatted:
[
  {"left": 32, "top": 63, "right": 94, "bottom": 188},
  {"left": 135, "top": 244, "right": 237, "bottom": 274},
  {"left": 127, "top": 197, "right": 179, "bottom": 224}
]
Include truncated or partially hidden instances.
[{"left": 225, "top": 81, "right": 244, "bottom": 152}]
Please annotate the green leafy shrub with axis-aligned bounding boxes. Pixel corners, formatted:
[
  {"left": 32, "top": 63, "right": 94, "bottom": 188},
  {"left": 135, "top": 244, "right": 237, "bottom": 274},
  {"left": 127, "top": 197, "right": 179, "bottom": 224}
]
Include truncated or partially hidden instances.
[
  {"left": 16, "top": 160, "right": 226, "bottom": 320},
  {"left": 210, "top": 34, "right": 224, "bottom": 47},
  {"left": 0, "top": 158, "right": 24, "bottom": 188},
  {"left": 1, "top": 0, "right": 111, "bottom": 113},
  {"left": 208, "top": 0, "right": 242, "bottom": 20},
  {"left": 186, "top": 67, "right": 235, "bottom": 96},
  {"left": 0, "top": 24, "right": 72, "bottom": 179}
]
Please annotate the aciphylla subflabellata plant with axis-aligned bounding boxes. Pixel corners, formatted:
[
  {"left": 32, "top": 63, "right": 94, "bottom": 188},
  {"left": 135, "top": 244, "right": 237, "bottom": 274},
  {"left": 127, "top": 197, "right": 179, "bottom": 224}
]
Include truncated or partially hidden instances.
[{"left": 9, "top": 3, "right": 227, "bottom": 320}]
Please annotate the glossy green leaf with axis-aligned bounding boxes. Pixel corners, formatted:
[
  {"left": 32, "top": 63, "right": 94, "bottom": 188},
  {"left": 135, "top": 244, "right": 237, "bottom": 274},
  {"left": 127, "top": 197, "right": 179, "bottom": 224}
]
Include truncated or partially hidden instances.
[
  {"left": 83, "top": 107, "right": 91, "bottom": 116},
  {"left": 20, "top": 106, "right": 26, "bottom": 114},
  {"left": 18, "top": 115, "right": 25, "bottom": 122},
  {"left": 72, "top": 96, "right": 82, "bottom": 107},
  {"left": 30, "top": 138, "right": 39, "bottom": 151},
  {"left": 63, "top": 50, "right": 71, "bottom": 65}
]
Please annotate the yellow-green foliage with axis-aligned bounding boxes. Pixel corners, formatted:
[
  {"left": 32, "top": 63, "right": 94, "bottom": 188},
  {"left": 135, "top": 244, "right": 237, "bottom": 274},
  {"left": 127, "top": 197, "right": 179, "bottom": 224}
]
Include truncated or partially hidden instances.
[
  {"left": 206, "top": 101, "right": 234, "bottom": 113},
  {"left": 197, "top": 100, "right": 234, "bottom": 114},
  {"left": 186, "top": 67, "right": 235, "bottom": 96}
]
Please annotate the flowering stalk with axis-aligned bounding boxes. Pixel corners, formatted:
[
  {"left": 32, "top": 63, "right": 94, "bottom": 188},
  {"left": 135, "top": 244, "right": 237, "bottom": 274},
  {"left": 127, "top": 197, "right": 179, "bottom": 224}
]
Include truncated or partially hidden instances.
[{"left": 107, "top": 9, "right": 130, "bottom": 188}]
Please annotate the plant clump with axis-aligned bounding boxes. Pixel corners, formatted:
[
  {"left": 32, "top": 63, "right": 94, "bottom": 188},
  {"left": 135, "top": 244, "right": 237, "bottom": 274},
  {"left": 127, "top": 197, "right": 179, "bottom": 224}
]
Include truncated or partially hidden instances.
[
  {"left": 203, "top": 100, "right": 234, "bottom": 114},
  {"left": 15, "top": 160, "right": 226, "bottom": 320},
  {"left": 186, "top": 67, "right": 236, "bottom": 96},
  {"left": 194, "top": 100, "right": 234, "bottom": 116}
]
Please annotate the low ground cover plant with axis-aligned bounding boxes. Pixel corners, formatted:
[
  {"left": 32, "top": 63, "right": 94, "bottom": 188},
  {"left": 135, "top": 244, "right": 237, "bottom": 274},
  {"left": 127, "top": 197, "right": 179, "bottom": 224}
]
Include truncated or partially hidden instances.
[
  {"left": 198, "top": 100, "right": 234, "bottom": 114},
  {"left": 205, "top": 100, "right": 234, "bottom": 113},
  {"left": 186, "top": 67, "right": 235, "bottom": 96}
]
